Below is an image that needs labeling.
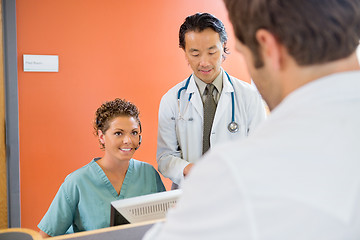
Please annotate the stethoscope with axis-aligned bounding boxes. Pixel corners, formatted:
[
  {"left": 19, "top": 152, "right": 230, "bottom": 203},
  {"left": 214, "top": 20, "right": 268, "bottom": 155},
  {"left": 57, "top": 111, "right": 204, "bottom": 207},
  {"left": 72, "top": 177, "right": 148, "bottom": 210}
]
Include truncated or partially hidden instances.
[{"left": 177, "top": 71, "right": 239, "bottom": 133}]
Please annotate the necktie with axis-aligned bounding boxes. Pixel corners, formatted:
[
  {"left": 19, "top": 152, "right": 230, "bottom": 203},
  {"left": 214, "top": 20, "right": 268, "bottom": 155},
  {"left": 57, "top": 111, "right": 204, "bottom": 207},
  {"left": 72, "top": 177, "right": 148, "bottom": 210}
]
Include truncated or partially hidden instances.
[{"left": 203, "top": 84, "right": 216, "bottom": 154}]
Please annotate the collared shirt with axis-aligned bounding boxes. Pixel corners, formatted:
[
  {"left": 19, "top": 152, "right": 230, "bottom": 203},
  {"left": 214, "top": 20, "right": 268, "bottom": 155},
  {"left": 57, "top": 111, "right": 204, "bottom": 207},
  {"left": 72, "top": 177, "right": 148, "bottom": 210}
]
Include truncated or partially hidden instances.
[
  {"left": 193, "top": 69, "right": 223, "bottom": 104},
  {"left": 38, "top": 158, "right": 165, "bottom": 236}
]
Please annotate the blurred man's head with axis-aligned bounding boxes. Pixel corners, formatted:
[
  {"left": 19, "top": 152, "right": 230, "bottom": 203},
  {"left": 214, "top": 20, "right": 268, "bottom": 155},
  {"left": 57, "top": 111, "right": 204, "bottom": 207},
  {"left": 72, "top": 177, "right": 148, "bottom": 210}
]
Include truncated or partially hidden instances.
[
  {"left": 224, "top": 0, "right": 360, "bottom": 67},
  {"left": 224, "top": 0, "right": 360, "bottom": 109}
]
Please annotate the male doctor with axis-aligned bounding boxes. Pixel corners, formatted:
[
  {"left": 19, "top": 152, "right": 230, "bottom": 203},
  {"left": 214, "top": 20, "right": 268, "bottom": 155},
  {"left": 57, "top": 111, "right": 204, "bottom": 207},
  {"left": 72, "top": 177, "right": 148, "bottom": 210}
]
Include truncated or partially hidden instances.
[
  {"left": 144, "top": 0, "right": 360, "bottom": 239},
  {"left": 157, "top": 13, "right": 266, "bottom": 188}
]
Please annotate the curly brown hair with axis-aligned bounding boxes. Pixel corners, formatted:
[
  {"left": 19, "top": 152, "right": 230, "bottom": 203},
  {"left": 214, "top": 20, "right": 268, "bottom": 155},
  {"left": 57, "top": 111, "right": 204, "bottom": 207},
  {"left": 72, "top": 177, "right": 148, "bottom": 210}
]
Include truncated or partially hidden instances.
[{"left": 94, "top": 98, "right": 141, "bottom": 148}]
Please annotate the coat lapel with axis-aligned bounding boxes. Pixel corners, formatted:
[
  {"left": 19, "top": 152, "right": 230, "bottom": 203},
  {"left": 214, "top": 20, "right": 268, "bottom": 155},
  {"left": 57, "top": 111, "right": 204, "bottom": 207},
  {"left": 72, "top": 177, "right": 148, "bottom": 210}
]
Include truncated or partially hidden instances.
[
  {"left": 213, "top": 72, "right": 234, "bottom": 126},
  {"left": 186, "top": 75, "right": 203, "bottom": 121}
]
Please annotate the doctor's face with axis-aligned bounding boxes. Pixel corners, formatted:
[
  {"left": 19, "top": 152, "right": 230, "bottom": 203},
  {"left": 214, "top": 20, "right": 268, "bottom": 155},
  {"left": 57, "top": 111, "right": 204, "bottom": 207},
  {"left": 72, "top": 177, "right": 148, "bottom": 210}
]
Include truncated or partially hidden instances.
[{"left": 184, "top": 28, "right": 224, "bottom": 84}]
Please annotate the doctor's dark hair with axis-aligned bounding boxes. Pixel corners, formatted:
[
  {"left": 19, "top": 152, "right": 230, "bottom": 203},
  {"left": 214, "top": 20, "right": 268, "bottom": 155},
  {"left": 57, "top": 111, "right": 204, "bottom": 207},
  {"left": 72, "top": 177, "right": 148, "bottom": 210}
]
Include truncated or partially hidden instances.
[
  {"left": 94, "top": 98, "right": 142, "bottom": 148},
  {"left": 223, "top": 0, "right": 360, "bottom": 68},
  {"left": 179, "top": 12, "right": 229, "bottom": 55}
]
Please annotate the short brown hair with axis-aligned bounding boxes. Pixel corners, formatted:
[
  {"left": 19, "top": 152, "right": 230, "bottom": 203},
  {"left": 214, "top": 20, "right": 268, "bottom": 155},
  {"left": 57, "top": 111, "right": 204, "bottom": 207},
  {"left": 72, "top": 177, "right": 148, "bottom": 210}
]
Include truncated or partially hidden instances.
[
  {"left": 94, "top": 98, "right": 141, "bottom": 148},
  {"left": 224, "top": 0, "right": 360, "bottom": 68}
]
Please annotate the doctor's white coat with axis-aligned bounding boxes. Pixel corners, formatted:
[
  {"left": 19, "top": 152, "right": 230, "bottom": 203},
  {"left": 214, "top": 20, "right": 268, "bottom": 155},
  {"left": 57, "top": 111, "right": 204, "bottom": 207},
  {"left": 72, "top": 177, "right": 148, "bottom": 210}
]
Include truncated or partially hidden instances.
[{"left": 157, "top": 72, "right": 267, "bottom": 185}]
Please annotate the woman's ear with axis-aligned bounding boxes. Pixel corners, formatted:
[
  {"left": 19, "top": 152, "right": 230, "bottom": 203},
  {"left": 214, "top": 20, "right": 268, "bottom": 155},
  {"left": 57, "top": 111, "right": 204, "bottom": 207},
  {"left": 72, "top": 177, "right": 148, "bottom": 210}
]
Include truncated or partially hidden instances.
[{"left": 98, "top": 130, "right": 105, "bottom": 145}]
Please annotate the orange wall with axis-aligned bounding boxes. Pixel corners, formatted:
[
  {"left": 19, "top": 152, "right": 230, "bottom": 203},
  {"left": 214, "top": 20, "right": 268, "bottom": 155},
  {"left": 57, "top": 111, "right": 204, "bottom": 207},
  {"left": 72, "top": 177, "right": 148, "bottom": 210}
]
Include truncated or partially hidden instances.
[{"left": 16, "top": 0, "right": 250, "bottom": 231}]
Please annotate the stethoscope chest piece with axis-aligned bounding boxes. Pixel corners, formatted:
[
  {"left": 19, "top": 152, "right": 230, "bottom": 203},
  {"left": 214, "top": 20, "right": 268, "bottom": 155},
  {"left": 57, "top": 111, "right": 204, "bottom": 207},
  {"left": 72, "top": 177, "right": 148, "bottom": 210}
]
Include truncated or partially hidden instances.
[{"left": 228, "top": 121, "right": 239, "bottom": 133}]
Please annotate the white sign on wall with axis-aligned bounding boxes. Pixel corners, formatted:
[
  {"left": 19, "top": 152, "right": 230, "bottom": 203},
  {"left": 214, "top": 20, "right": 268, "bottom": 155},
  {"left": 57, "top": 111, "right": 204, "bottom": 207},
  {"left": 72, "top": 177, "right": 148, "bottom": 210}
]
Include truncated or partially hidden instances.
[{"left": 23, "top": 54, "right": 59, "bottom": 72}]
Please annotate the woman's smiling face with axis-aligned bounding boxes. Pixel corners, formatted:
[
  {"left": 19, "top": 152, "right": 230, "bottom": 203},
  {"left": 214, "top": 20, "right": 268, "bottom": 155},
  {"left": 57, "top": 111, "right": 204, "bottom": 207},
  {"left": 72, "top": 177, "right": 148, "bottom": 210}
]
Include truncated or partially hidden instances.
[{"left": 98, "top": 116, "right": 141, "bottom": 162}]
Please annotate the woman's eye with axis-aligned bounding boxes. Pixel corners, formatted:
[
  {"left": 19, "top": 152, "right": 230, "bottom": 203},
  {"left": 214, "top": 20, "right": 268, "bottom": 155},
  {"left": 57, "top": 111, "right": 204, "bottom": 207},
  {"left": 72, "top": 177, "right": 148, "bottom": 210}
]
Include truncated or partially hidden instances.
[
  {"left": 209, "top": 52, "right": 216, "bottom": 55},
  {"left": 131, "top": 131, "right": 138, "bottom": 136},
  {"left": 114, "top": 132, "right": 122, "bottom": 136}
]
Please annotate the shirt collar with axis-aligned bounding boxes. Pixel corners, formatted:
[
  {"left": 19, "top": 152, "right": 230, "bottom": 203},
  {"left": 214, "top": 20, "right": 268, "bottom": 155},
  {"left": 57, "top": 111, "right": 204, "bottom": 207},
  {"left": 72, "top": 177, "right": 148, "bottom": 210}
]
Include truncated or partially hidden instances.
[{"left": 193, "top": 69, "right": 223, "bottom": 95}]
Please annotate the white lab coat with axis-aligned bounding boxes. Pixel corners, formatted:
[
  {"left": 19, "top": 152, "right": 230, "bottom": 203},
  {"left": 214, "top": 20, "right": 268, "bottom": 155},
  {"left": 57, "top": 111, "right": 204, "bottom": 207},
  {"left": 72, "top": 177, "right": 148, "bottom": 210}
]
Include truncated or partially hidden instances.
[
  {"left": 157, "top": 70, "right": 267, "bottom": 185},
  {"left": 145, "top": 71, "right": 360, "bottom": 240}
]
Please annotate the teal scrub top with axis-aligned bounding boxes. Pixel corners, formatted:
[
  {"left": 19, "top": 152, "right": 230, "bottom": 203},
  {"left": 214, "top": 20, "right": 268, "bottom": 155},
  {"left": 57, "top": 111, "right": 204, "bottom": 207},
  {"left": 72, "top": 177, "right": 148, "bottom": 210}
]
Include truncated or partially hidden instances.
[{"left": 38, "top": 158, "right": 166, "bottom": 236}]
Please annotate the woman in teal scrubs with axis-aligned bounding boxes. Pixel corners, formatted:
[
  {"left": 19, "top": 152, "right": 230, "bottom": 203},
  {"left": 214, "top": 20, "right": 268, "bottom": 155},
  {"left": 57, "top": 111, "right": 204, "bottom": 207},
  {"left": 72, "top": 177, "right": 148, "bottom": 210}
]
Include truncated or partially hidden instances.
[{"left": 38, "top": 98, "right": 166, "bottom": 238}]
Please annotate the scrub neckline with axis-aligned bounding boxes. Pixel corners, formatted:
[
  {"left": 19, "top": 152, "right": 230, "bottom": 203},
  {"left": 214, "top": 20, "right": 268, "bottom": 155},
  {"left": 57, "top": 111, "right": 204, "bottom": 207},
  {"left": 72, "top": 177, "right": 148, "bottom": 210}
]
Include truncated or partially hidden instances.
[{"left": 92, "top": 157, "right": 133, "bottom": 199}]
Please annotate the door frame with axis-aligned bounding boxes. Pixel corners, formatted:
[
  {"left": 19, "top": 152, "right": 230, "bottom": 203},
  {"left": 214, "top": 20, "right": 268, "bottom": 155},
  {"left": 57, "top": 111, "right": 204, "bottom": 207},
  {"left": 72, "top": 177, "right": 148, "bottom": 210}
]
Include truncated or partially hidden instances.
[{"left": 2, "top": 0, "right": 20, "bottom": 228}]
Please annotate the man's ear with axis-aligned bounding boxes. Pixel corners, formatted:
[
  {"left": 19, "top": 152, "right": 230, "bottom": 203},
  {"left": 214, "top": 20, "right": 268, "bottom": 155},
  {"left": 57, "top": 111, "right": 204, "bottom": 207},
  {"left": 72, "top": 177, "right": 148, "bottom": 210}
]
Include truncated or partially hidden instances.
[
  {"left": 256, "top": 29, "right": 282, "bottom": 70},
  {"left": 222, "top": 42, "right": 227, "bottom": 62},
  {"left": 184, "top": 50, "right": 190, "bottom": 65}
]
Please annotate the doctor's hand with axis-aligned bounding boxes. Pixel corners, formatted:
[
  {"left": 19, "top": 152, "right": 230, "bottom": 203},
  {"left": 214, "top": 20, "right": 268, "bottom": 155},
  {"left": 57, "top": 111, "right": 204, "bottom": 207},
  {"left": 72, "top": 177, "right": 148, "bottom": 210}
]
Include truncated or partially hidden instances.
[{"left": 183, "top": 163, "right": 194, "bottom": 177}]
